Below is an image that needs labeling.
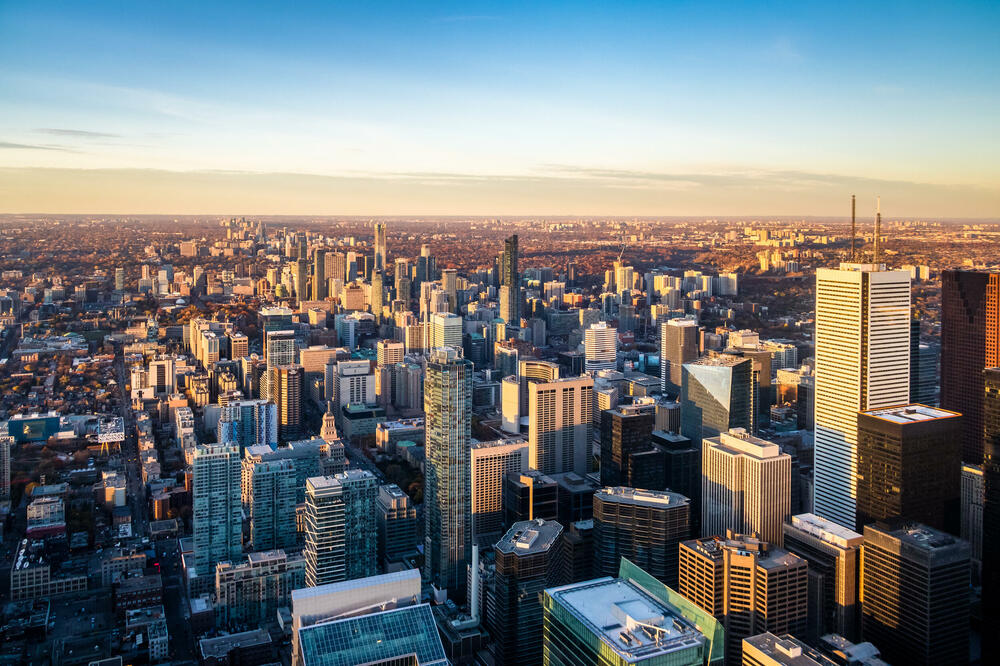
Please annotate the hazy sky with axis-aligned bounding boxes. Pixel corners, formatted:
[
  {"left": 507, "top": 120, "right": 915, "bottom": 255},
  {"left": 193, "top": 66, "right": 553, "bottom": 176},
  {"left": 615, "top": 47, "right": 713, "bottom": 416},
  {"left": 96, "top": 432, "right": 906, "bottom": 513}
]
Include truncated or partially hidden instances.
[{"left": 1, "top": 1, "right": 998, "bottom": 216}]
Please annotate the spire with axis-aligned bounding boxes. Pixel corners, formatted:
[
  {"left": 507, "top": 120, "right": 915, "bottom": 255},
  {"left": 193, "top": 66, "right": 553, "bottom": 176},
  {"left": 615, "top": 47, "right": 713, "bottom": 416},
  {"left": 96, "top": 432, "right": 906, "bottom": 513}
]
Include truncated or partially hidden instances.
[
  {"left": 320, "top": 400, "right": 339, "bottom": 441},
  {"left": 850, "top": 194, "right": 857, "bottom": 261},
  {"left": 874, "top": 196, "right": 882, "bottom": 264}
]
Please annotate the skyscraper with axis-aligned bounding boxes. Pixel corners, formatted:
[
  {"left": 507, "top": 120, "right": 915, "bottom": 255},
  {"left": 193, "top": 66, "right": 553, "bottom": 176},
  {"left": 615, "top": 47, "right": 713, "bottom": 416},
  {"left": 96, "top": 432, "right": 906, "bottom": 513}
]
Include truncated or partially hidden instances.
[
  {"left": 489, "top": 519, "right": 563, "bottom": 666},
  {"left": 470, "top": 439, "right": 528, "bottom": 541},
  {"left": 678, "top": 532, "right": 808, "bottom": 665},
  {"left": 660, "top": 318, "right": 699, "bottom": 395},
  {"left": 814, "top": 263, "right": 910, "bottom": 529},
  {"left": 216, "top": 399, "right": 278, "bottom": 452},
  {"left": 267, "top": 364, "right": 303, "bottom": 441},
  {"left": 982, "top": 368, "right": 1000, "bottom": 663},
  {"left": 423, "top": 346, "right": 473, "bottom": 596},
  {"left": 429, "top": 312, "right": 462, "bottom": 349},
  {"left": 373, "top": 221, "right": 387, "bottom": 272},
  {"left": 312, "top": 248, "right": 327, "bottom": 300},
  {"left": 0, "top": 435, "right": 12, "bottom": 499},
  {"left": 242, "top": 458, "right": 297, "bottom": 551},
  {"left": 855, "top": 404, "right": 962, "bottom": 533},
  {"left": 584, "top": 321, "right": 617, "bottom": 372},
  {"left": 701, "top": 428, "right": 791, "bottom": 546},
  {"left": 295, "top": 257, "right": 309, "bottom": 303},
  {"left": 680, "top": 355, "right": 752, "bottom": 447},
  {"left": 861, "top": 521, "right": 970, "bottom": 666},
  {"left": 593, "top": 487, "right": 690, "bottom": 588},
  {"left": 376, "top": 483, "right": 417, "bottom": 564},
  {"left": 941, "top": 270, "right": 1000, "bottom": 463},
  {"left": 599, "top": 402, "right": 655, "bottom": 488},
  {"left": 528, "top": 375, "right": 594, "bottom": 476},
  {"left": 265, "top": 329, "right": 296, "bottom": 369},
  {"left": 370, "top": 270, "right": 384, "bottom": 323},
  {"left": 499, "top": 234, "right": 520, "bottom": 325},
  {"left": 192, "top": 444, "right": 242, "bottom": 577},
  {"left": 337, "top": 469, "right": 378, "bottom": 581},
  {"left": 303, "top": 476, "right": 345, "bottom": 587},
  {"left": 781, "top": 513, "right": 863, "bottom": 641}
]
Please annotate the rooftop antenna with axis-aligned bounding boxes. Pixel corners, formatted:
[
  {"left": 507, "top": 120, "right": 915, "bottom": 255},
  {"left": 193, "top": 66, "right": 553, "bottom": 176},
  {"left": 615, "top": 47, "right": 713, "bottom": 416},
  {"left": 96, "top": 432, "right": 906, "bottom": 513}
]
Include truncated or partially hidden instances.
[
  {"left": 873, "top": 197, "right": 881, "bottom": 264},
  {"left": 850, "top": 194, "right": 857, "bottom": 261}
]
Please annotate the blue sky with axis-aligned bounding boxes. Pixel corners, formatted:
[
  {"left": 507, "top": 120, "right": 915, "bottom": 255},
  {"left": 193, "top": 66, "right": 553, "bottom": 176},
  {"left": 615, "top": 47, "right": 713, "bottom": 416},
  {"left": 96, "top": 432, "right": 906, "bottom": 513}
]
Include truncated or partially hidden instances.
[{"left": 1, "top": 1, "right": 997, "bottom": 215}]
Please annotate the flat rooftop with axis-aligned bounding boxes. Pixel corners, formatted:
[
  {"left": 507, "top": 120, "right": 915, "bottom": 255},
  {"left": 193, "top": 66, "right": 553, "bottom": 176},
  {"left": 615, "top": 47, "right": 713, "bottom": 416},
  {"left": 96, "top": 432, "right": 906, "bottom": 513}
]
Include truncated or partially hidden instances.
[
  {"left": 787, "top": 514, "right": 863, "bottom": 548},
  {"left": 744, "top": 632, "right": 836, "bottom": 666},
  {"left": 545, "top": 577, "right": 704, "bottom": 663},
  {"left": 496, "top": 519, "right": 563, "bottom": 556},
  {"left": 860, "top": 403, "right": 961, "bottom": 424},
  {"left": 596, "top": 487, "right": 690, "bottom": 509},
  {"left": 199, "top": 628, "right": 271, "bottom": 659}
]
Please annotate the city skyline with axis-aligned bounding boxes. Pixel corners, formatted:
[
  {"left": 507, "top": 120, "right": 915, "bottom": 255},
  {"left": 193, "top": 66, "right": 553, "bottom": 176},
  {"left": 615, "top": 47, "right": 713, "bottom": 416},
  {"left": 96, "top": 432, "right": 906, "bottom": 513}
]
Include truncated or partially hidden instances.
[{"left": 1, "top": 2, "right": 998, "bottom": 216}]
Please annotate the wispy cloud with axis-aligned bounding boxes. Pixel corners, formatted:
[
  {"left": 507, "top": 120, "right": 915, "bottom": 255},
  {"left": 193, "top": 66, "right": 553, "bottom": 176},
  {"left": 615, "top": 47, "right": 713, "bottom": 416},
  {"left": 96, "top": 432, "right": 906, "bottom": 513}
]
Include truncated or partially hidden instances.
[
  {"left": 0, "top": 141, "right": 77, "bottom": 152},
  {"left": 35, "top": 128, "right": 120, "bottom": 139}
]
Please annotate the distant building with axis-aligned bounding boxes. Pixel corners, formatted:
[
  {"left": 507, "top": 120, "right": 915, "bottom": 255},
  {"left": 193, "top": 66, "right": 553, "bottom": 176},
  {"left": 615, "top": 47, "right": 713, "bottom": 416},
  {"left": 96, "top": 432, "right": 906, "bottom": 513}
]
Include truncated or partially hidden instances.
[
  {"left": 470, "top": 439, "right": 528, "bottom": 541},
  {"left": 584, "top": 322, "right": 617, "bottom": 372},
  {"left": 192, "top": 445, "right": 242, "bottom": 577},
  {"left": 214, "top": 550, "right": 305, "bottom": 627},
  {"left": 660, "top": 318, "right": 699, "bottom": 394},
  {"left": 242, "top": 458, "right": 297, "bottom": 551},
  {"left": 376, "top": 484, "right": 417, "bottom": 563}
]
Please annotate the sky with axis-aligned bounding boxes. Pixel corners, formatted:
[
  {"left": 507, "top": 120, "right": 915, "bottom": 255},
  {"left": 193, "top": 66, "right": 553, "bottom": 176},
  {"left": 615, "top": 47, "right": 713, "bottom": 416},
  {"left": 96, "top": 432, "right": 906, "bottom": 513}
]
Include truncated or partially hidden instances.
[{"left": 1, "top": 1, "right": 998, "bottom": 217}]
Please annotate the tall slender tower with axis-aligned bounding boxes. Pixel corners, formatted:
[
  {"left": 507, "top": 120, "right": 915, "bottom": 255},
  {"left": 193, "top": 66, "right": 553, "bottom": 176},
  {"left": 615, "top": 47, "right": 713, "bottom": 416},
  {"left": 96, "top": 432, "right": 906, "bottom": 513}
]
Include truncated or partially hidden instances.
[
  {"left": 499, "top": 234, "right": 519, "bottom": 324},
  {"left": 813, "top": 263, "right": 910, "bottom": 529},
  {"left": 373, "top": 221, "right": 387, "bottom": 272},
  {"left": 312, "top": 248, "right": 327, "bottom": 301},
  {"left": 850, "top": 194, "right": 857, "bottom": 261},
  {"left": 423, "top": 346, "right": 473, "bottom": 597},
  {"left": 192, "top": 444, "right": 242, "bottom": 576}
]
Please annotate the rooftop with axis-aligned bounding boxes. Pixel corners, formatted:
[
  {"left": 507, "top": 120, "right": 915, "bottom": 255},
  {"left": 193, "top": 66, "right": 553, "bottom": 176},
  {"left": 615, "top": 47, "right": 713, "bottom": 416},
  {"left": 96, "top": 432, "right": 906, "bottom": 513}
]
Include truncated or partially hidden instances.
[
  {"left": 596, "top": 487, "right": 690, "bottom": 509},
  {"left": 787, "top": 514, "right": 863, "bottom": 549},
  {"left": 743, "top": 633, "right": 836, "bottom": 666},
  {"left": 545, "top": 576, "right": 705, "bottom": 663},
  {"left": 496, "top": 519, "right": 563, "bottom": 555},
  {"left": 860, "top": 403, "right": 961, "bottom": 424},
  {"left": 708, "top": 428, "right": 784, "bottom": 459},
  {"left": 199, "top": 628, "right": 272, "bottom": 659}
]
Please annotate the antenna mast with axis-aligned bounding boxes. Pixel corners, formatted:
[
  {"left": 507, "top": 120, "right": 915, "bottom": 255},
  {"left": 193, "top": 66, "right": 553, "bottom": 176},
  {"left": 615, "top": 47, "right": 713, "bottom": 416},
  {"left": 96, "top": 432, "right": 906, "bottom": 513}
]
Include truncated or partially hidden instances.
[
  {"left": 873, "top": 197, "right": 881, "bottom": 264},
  {"left": 850, "top": 194, "right": 856, "bottom": 261}
]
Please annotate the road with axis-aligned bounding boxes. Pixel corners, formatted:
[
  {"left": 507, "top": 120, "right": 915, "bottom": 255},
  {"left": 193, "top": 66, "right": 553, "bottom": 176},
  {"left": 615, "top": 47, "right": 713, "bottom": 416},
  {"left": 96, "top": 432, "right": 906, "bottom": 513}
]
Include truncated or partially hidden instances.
[
  {"left": 344, "top": 443, "right": 387, "bottom": 483},
  {"left": 113, "top": 349, "right": 148, "bottom": 538}
]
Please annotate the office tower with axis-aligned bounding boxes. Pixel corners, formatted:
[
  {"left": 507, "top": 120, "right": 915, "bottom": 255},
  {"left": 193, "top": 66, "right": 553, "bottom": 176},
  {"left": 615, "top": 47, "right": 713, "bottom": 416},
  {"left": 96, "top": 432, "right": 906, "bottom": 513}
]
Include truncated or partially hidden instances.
[
  {"left": 781, "top": 513, "right": 862, "bottom": 641},
  {"left": 303, "top": 476, "right": 345, "bottom": 587},
  {"left": 528, "top": 375, "right": 594, "bottom": 476},
  {"left": 338, "top": 469, "right": 379, "bottom": 581},
  {"left": 594, "top": 487, "right": 689, "bottom": 588},
  {"left": 312, "top": 248, "right": 327, "bottom": 300},
  {"left": 327, "top": 359, "right": 375, "bottom": 407},
  {"left": 149, "top": 357, "right": 176, "bottom": 394},
  {"left": 295, "top": 257, "right": 309, "bottom": 302},
  {"left": 814, "top": 263, "right": 910, "bottom": 529},
  {"left": 981, "top": 368, "right": 1000, "bottom": 663},
  {"left": 499, "top": 234, "right": 520, "bottom": 324},
  {"left": 600, "top": 402, "right": 655, "bottom": 488},
  {"left": 470, "top": 439, "right": 528, "bottom": 540},
  {"left": 941, "top": 270, "right": 1000, "bottom": 462},
  {"left": 661, "top": 318, "right": 699, "bottom": 394},
  {"left": 265, "top": 329, "right": 296, "bottom": 369},
  {"left": 227, "top": 331, "right": 249, "bottom": 360},
  {"left": 243, "top": 458, "right": 297, "bottom": 551},
  {"left": 114, "top": 266, "right": 125, "bottom": 291},
  {"left": 373, "top": 221, "right": 387, "bottom": 272},
  {"left": 441, "top": 268, "right": 458, "bottom": 312},
  {"left": 560, "top": 519, "right": 595, "bottom": 583},
  {"left": 267, "top": 364, "right": 303, "bottom": 441},
  {"left": 961, "top": 463, "right": 984, "bottom": 578},
  {"left": 325, "top": 250, "right": 346, "bottom": 283},
  {"left": 217, "top": 399, "right": 279, "bottom": 452},
  {"left": 542, "top": 559, "right": 724, "bottom": 666},
  {"left": 376, "top": 483, "right": 417, "bottom": 563},
  {"left": 423, "top": 346, "right": 473, "bottom": 596},
  {"left": 215, "top": 550, "right": 305, "bottom": 628},
  {"left": 429, "top": 311, "right": 463, "bottom": 349},
  {"left": 0, "top": 435, "right": 11, "bottom": 499},
  {"left": 584, "top": 322, "right": 617, "bottom": 371},
  {"left": 504, "top": 469, "right": 558, "bottom": 525},
  {"left": 192, "top": 445, "right": 242, "bottom": 577},
  {"left": 490, "top": 519, "right": 563, "bottom": 666},
  {"left": 741, "top": 633, "right": 838, "bottom": 666},
  {"left": 551, "top": 472, "right": 600, "bottom": 526},
  {"left": 861, "top": 521, "right": 969, "bottom": 666},
  {"left": 855, "top": 404, "right": 961, "bottom": 533},
  {"left": 651, "top": 430, "right": 700, "bottom": 509},
  {"left": 702, "top": 428, "right": 791, "bottom": 546},
  {"left": 679, "top": 533, "right": 808, "bottom": 665},
  {"left": 376, "top": 339, "right": 404, "bottom": 366},
  {"left": 680, "top": 355, "right": 752, "bottom": 447}
]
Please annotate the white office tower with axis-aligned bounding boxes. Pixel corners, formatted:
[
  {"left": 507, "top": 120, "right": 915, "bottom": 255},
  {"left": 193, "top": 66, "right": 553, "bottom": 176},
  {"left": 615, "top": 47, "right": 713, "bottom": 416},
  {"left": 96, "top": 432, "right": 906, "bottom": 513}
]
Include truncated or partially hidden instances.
[
  {"left": 584, "top": 322, "right": 617, "bottom": 372},
  {"left": 429, "top": 312, "right": 463, "bottom": 349},
  {"left": 702, "top": 428, "right": 792, "bottom": 545},
  {"left": 528, "top": 376, "right": 594, "bottom": 476},
  {"left": 192, "top": 444, "right": 242, "bottom": 577},
  {"left": 813, "top": 263, "right": 910, "bottom": 529}
]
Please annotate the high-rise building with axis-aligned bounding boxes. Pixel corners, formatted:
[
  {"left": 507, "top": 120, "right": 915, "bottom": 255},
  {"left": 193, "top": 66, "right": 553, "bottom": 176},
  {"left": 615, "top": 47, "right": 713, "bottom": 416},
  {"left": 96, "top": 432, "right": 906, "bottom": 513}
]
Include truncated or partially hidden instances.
[
  {"left": 814, "top": 263, "right": 910, "bottom": 529},
  {"left": 855, "top": 404, "right": 962, "bottom": 533},
  {"left": 702, "top": 428, "right": 791, "bottom": 546},
  {"left": 741, "top": 633, "right": 838, "bottom": 666},
  {"left": 584, "top": 322, "right": 617, "bottom": 372},
  {"left": 680, "top": 355, "right": 752, "bottom": 447},
  {"left": 265, "top": 329, "right": 296, "bottom": 369},
  {"left": 242, "top": 458, "right": 297, "bottom": 551},
  {"left": 781, "top": 513, "right": 862, "bottom": 641},
  {"left": 860, "top": 521, "right": 969, "bottom": 666},
  {"left": 266, "top": 364, "right": 303, "bottom": 441},
  {"left": 303, "top": 476, "right": 345, "bottom": 587},
  {"left": 470, "top": 439, "right": 528, "bottom": 541},
  {"left": 215, "top": 550, "right": 305, "bottom": 628},
  {"left": 489, "top": 519, "right": 563, "bottom": 665},
  {"left": 376, "top": 483, "right": 417, "bottom": 564},
  {"left": 312, "top": 248, "right": 327, "bottom": 300},
  {"left": 599, "top": 402, "right": 655, "bottom": 488},
  {"left": 217, "top": 399, "right": 278, "bottom": 452},
  {"left": 940, "top": 270, "right": 1000, "bottom": 463},
  {"left": 594, "top": 487, "right": 690, "bottom": 588},
  {"left": 499, "top": 234, "right": 520, "bottom": 325},
  {"left": 423, "top": 346, "right": 473, "bottom": 596},
  {"left": 429, "top": 312, "right": 463, "bottom": 349},
  {"left": 980, "top": 367, "right": 1000, "bottom": 664},
  {"left": 678, "top": 532, "right": 808, "bottom": 665},
  {"left": 376, "top": 339, "right": 404, "bottom": 367},
  {"left": 0, "top": 435, "right": 11, "bottom": 499},
  {"left": 528, "top": 375, "right": 594, "bottom": 476},
  {"left": 542, "top": 559, "right": 724, "bottom": 666},
  {"left": 661, "top": 318, "right": 699, "bottom": 394},
  {"left": 373, "top": 221, "right": 387, "bottom": 272},
  {"left": 295, "top": 257, "right": 309, "bottom": 302},
  {"left": 441, "top": 268, "right": 458, "bottom": 313},
  {"left": 504, "top": 469, "right": 558, "bottom": 526},
  {"left": 192, "top": 445, "right": 243, "bottom": 577},
  {"left": 338, "top": 469, "right": 378, "bottom": 581},
  {"left": 961, "top": 463, "right": 984, "bottom": 579},
  {"left": 370, "top": 270, "right": 384, "bottom": 322}
]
